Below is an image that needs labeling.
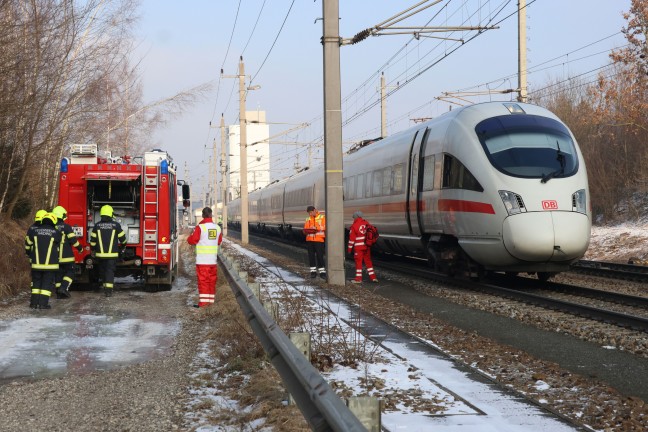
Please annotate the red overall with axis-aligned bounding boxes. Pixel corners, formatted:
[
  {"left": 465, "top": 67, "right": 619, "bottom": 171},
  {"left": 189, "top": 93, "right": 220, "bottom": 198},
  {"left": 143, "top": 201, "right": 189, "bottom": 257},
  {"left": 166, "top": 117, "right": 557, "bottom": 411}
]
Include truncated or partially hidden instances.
[
  {"left": 187, "top": 218, "right": 223, "bottom": 307},
  {"left": 347, "top": 217, "right": 377, "bottom": 282}
]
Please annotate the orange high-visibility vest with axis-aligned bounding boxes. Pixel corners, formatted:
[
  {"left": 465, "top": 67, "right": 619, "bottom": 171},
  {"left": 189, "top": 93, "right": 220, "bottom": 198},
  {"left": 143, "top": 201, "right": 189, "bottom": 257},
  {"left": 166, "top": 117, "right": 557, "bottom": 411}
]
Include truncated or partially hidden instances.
[{"left": 304, "top": 212, "right": 326, "bottom": 243}]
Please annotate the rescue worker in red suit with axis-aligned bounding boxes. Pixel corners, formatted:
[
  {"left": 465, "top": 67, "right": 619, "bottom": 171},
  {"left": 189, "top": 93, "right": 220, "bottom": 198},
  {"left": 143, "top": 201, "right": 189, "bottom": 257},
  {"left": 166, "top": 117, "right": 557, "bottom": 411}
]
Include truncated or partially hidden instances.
[
  {"left": 187, "top": 207, "right": 223, "bottom": 308},
  {"left": 347, "top": 211, "right": 378, "bottom": 284},
  {"left": 303, "top": 205, "right": 326, "bottom": 279}
]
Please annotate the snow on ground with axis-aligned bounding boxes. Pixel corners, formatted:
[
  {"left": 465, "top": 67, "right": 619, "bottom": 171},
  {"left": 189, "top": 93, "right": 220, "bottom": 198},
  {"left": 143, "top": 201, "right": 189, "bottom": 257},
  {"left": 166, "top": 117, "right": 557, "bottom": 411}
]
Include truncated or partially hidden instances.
[
  {"left": 585, "top": 222, "right": 648, "bottom": 263},
  {"left": 224, "top": 241, "right": 581, "bottom": 431}
]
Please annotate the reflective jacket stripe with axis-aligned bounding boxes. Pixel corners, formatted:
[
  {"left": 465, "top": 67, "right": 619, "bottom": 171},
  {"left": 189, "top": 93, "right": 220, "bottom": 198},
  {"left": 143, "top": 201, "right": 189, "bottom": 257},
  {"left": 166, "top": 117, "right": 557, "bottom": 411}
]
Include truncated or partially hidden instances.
[{"left": 44, "top": 238, "right": 54, "bottom": 264}]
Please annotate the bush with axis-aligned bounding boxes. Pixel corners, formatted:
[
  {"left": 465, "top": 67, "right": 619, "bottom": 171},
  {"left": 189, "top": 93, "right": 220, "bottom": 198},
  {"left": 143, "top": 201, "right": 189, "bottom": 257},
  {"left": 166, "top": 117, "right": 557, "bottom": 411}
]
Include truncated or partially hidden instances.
[{"left": 0, "top": 215, "right": 32, "bottom": 299}]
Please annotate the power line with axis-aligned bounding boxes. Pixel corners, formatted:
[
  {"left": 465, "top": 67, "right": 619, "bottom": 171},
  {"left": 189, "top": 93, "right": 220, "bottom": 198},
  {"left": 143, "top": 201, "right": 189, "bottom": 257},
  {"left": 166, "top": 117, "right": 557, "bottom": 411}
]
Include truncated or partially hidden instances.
[{"left": 250, "top": 0, "right": 296, "bottom": 84}]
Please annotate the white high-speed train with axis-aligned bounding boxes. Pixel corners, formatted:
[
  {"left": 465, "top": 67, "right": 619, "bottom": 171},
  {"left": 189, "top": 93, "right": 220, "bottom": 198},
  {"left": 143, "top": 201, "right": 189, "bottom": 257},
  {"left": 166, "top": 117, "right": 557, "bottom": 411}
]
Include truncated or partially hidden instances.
[{"left": 228, "top": 102, "right": 591, "bottom": 280}]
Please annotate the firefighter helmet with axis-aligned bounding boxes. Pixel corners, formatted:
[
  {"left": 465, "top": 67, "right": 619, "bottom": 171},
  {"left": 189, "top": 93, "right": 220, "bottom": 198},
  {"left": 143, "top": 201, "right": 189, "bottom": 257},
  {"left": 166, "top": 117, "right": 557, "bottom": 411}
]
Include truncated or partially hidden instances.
[
  {"left": 34, "top": 209, "right": 47, "bottom": 222},
  {"left": 100, "top": 205, "right": 114, "bottom": 217},
  {"left": 43, "top": 212, "right": 58, "bottom": 225},
  {"left": 52, "top": 205, "right": 67, "bottom": 221}
]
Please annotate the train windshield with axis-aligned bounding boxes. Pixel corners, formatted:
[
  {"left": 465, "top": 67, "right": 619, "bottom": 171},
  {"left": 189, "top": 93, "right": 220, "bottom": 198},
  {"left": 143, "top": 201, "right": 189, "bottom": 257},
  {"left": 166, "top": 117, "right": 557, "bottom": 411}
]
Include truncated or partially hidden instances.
[{"left": 475, "top": 115, "right": 578, "bottom": 180}]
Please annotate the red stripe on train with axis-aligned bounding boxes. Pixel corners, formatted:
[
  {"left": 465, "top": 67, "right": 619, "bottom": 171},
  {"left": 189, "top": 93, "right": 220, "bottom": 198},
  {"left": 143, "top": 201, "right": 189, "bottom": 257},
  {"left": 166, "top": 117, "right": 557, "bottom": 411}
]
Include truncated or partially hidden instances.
[{"left": 438, "top": 199, "right": 495, "bottom": 214}]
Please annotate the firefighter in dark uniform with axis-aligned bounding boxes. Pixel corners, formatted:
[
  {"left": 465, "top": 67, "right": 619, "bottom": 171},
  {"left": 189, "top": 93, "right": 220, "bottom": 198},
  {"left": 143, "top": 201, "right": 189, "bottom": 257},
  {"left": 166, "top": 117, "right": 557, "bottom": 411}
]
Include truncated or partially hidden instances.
[
  {"left": 25, "top": 210, "right": 47, "bottom": 308},
  {"left": 90, "top": 205, "right": 126, "bottom": 297},
  {"left": 52, "top": 205, "right": 83, "bottom": 299},
  {"left": 24, "top": 212, "right": 63, "bottom": 309}
]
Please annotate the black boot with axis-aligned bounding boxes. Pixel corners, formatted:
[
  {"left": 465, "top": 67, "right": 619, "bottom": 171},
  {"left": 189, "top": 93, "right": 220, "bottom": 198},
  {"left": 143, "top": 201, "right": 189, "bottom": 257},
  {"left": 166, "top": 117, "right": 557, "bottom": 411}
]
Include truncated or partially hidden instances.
[
  {"left": 39, "top": 294, "right": 51, "bottom": 310},
  {"left": 29, "top": 294, "right": 39, "bottom": 309},
  {"left": 57, "top": 288, "right": 71, "bottom": 299},
  {"left": 104, "top": 288, "right": 113, "bottom": 297}
]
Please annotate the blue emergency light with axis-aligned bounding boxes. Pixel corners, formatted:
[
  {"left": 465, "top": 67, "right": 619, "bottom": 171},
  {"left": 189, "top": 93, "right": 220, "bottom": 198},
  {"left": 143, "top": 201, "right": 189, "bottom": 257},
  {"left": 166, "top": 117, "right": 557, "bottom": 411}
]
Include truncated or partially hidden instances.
[
  {"left": 160, "top": 159, "right": 169, "bottom": 175},
  {"left": 60, "top": 158, "right": 69, "bottom": 173}
]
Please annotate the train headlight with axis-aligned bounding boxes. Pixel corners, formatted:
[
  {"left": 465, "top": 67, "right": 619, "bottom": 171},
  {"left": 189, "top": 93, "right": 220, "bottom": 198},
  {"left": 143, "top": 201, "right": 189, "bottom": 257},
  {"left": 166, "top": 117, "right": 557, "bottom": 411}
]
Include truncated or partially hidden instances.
[
  {"left": 499, "top": 190, "right": 525, "bottom": 215},
  {"left": 572, "top": 189, "right": 587, "bottom": 214}
]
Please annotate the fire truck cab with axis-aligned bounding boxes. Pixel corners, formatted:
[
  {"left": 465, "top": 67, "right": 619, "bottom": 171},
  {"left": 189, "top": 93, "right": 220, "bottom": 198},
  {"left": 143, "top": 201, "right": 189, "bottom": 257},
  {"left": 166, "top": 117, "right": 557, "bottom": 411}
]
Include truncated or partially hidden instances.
[{"left": 58, "top": 144, "right": 190, "bottom": 290}]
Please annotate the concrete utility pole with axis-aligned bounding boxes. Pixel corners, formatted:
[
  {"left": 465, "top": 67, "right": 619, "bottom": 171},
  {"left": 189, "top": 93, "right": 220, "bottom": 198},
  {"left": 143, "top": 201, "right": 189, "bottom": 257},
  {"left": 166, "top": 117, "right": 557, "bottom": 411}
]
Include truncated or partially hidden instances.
[
  {"left": 379, "top": 72, "right": 397, "bottom": 138},
  {"left": 222, "top": 57, "right": 256, "bottom": 244},
  {"left": 220, "top": 114, "right": 228, "bottom": 236},
  {"left": 381, "top": 72, "right": 387, "bottom": 138},
  {"left": 212, "top": 138, "right": 217, "bottom": 208},
  {"left": 517, "top": 0, "right": 527, "bottom": 102},
  {"left": 322, "top": 0, "right": 345, "bottom": 286},
  {"left": 238, "top": 57, "right": 249, "bottom": 244}
]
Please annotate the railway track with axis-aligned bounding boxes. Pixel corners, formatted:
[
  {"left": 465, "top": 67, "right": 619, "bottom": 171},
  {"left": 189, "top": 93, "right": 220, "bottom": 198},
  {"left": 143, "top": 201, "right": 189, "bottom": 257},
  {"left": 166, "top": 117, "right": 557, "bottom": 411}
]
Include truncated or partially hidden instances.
[
  {"left": 571, "top": 259, "right": 648, "bottom": 282},
  {"left": 372, "top": 254, "right": 648, "bottom": 332},
  {"left": 230, "top": 229, "right": 648, "bottom": 332}
]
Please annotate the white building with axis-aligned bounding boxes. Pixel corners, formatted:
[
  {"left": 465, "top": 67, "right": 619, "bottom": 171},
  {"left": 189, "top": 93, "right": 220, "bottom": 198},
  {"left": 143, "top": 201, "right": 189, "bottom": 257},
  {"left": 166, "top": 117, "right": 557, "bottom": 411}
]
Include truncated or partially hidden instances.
[{"left": 226, "top": 110, "right": 270, "bottom": 201}]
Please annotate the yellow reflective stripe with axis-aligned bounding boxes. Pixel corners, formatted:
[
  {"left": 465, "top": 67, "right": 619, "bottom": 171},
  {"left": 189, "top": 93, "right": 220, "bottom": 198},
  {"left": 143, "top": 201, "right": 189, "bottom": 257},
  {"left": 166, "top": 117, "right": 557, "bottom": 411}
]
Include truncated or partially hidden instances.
[
  {"left": 41, "top": 290, "right": 52, "bottom": 297},
  {"left": 108, "top": 231, "right": 115, "bottom": 252},
  {"left": 32, "top": 264, "right": 59, "bottom": 270},
  {"left": 97, "top": 231, "right": 103, "bottom": 251},
  {"left": 96, "top": 252, "right": 118, "bottom": 258},
  {"left": 31, "top": 288, "right": 41, "bottom": 295},
  {"left": 67, "top": 232, "right": 75, "bottom": 238},
  {"left": 45, "top": 237, "right": 54, "bottom": 264},
  {"left": 63, "top": 276, "right": 73, "bottom": 283},
  {"left": 196, "top": 245, "right": 218, "bottom": 253},
  {"left": 35, "top": 238, "right": 39, "bottom": 263},
  {"left": 60, "top": 257, "right": 76, "bottom": 263}
]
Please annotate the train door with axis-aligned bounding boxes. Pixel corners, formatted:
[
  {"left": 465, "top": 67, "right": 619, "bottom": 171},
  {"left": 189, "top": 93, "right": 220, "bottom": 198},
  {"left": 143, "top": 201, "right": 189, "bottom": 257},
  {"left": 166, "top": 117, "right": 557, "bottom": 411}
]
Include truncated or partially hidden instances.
[{"left": 406, "top": 128, "right": 429, "bottom": 236}]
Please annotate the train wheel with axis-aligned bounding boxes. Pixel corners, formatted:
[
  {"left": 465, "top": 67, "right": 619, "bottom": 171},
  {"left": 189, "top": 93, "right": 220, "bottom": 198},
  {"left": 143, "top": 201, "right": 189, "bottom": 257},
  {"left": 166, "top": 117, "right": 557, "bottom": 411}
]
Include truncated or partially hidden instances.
[{"left": 537, "top": 272, "right": 554, "bottom": 282}]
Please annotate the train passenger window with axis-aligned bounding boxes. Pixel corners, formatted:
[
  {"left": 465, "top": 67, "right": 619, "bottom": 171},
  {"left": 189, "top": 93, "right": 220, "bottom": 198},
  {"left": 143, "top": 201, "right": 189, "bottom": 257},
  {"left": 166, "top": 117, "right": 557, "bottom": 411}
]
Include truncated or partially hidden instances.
[
  {"left": 373, "top": 170, "right": 383, "bottom": 197},
  {"left": 356, "top": 174, "right": 364, "bottom": 199},
  {"left": 392, "top": 164, "right": 404, "bottom": 194},
  {"left": 382, "top": 167, "right": 392, "bottom": 196},
  {"left": 365, "top": 172, "right": 372, "bottom": 198},
  {"left": 422, "top": 156, "right": 435, "bottom": 191},
  {"left": 442, "top": 154, "right": 483, "bottom": 192},
  {"left": 347, "top": 176, "right": 356, "bottom": 200}
]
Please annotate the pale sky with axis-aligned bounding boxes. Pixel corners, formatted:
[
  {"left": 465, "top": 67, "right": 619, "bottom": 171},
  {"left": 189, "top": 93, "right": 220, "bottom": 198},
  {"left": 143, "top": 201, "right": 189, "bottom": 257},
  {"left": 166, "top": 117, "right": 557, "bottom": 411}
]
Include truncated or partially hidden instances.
[{"left": 133, "top": 0, "right": 631, "bottom": 198}]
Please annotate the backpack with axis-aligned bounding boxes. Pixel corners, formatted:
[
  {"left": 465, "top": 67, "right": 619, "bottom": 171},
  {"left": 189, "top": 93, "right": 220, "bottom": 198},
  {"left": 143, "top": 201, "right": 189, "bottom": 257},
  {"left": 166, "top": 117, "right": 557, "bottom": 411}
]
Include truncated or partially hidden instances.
[{"left": 364, "top": 223, "right": 379, "bottom": 246}]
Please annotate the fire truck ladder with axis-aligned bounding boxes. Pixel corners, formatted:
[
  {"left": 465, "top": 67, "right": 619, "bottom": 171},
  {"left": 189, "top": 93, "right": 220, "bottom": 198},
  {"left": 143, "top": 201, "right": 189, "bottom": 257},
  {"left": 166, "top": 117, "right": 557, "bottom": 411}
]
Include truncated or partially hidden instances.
[{"left": 143, "top": 165, "right": 159, "bottom": 263}]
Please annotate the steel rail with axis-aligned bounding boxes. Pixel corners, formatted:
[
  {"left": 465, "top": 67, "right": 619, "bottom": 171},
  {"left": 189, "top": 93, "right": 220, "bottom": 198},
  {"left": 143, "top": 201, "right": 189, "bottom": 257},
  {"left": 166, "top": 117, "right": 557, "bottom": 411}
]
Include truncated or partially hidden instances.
[
  {"left": 372, "top": 257, "right": 648, "bottom": 332},
  {"left": 571, "top": 260, "right": 648, "bottom": 283}
]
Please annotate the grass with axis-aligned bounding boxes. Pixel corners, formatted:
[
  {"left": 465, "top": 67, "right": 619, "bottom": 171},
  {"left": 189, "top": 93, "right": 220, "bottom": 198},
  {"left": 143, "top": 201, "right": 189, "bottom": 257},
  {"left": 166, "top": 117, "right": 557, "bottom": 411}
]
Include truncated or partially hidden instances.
[{"left": 0, "top": 215, "right": 33, "bottom": 300}]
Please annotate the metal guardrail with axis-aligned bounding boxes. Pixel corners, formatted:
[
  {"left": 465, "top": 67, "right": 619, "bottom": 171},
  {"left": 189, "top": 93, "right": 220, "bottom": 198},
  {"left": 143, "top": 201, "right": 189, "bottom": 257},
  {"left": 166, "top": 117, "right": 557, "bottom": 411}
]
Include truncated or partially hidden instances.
[{"left": 219, "top": 251, "right": 367, "bottom": 432}]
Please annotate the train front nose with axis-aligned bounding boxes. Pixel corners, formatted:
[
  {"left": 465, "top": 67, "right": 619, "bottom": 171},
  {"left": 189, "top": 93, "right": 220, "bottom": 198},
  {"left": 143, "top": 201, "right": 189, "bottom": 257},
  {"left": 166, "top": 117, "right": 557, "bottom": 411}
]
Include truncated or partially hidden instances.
[{"left": 502, "top": 212, "right": 590, "bottom": 262}]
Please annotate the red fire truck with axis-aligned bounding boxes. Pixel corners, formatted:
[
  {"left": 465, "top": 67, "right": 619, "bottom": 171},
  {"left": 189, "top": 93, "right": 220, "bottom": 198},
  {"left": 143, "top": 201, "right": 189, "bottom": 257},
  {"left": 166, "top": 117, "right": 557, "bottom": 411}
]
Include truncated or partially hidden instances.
[{"left": 57, "top": 144, "right": 190, "bottom": 290}]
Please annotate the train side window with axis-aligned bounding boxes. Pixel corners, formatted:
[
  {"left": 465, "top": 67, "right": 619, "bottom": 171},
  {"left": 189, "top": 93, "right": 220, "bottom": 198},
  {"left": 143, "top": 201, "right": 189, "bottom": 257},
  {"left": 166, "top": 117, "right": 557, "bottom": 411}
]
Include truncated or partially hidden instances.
[
  {"left": 392, "top": 164, "right": 404, "bottom": 194},
  {"left": 348, "top": 176, "right": 356, "bottom": 200},
  {"left": 422, "top": 156, "right": 435, "bottom": 191},
  {"left": 365, "top": 172, "right": 372, "bottom": 198},
  {"left": 373, "top": 170, "right": 383, "bottom": 197},
  {"left": 442, "top": 154, "right": 483, "bottom": 192},
  {"left": 382, "top": 167, "right": 391, "bottom": 196},
  {"left": 356, "top": 174, "right": 364, "bottom": 199}
]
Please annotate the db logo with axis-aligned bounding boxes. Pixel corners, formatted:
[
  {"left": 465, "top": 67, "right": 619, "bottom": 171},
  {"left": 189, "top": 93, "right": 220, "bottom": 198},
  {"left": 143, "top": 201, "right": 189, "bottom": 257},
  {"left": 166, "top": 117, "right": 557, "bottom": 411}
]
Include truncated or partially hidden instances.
[{"left": 542, "top": 200, "right": 558, "bottom": 210}]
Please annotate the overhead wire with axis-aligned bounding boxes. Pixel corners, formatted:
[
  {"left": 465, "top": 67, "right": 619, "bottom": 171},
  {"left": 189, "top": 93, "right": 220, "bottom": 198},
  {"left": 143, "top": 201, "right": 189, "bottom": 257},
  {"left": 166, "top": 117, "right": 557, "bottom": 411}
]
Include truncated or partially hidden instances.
[{"left": 250, "top": 0, "right": 296, "bottom": 84}]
